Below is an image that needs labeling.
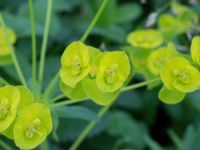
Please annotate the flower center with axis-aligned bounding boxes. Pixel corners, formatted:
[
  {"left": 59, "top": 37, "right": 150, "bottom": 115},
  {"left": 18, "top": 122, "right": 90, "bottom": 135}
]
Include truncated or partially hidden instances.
[
  {"left": 25, "top": 118, "right": 42, "bottom": 139},
  {"left": 154, "top": 56, "right": 166, "bottom": 69},
  {"left": 173, "top": 69, "right": 190, "bottom": 84},
  {"left": 89, "top": 66, "right": 97, "bottom": 79},
  {"left": 72, "top": 55, "right": 82, "bottom": 76},
  {"left": 0, "top": 98, "right": 9, "bottom": 119},
  {"left": 105, "top": 64, "right": 118, "bottom": 84}
]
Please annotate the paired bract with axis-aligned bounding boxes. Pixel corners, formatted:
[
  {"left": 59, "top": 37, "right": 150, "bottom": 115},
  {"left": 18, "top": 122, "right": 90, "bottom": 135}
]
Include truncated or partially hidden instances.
[
  {"left": 127, "top": 29, "right": 163, "bottom": 49},
  {"left": 0, "top": 85, "right": 53, "bottom": 149},
  {"left": 60, "top": 41, "right": 131, "bottom": 105}
]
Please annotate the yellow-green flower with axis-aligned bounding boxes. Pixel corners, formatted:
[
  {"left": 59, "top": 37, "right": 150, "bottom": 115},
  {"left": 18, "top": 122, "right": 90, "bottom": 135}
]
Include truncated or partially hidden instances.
[
  {"left": 96, "top": 51, "right": 130, "bottom": 92},
  {"left": 0, "top": 27, "right": 16, "bottom": 45},
  {"left": 14, "top": 103, "right": 52, "bottom": 150},
  {"left": 2, "top": 86, "right": 34, "bottom": 139},
  {"left": 0, "top": 85, "right": 20, "bottom": 132},
  {"left": 60, "top": 41, "right": 90, "bottom": 88},
  {"left": 160, "top": 57, "right": 200, "bottom": 93},
  {"left": 148, "top": 43, "right": 178, "bottom": 75},
  {"left": 127, "top": 29, "right": 163, "bottom": 49},
  {"left": 60, "top": 45, "right": 101, "bottom": 100},
  {"left": 191, "top": 36, "right": 200, "bottom": 65},
  {"left": 82, "top": 52, "right": 119, "bottom": 106}
]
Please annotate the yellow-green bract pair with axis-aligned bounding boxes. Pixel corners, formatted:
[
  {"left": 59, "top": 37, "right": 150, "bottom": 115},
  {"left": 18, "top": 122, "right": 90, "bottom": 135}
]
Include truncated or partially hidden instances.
[
  {"left": 127, "top": 29, "right": 163, "bottom": 49},
  {"left": 158, "top": 36, "right": 200, "bottom": 104},
  {"left": 60, "top": 41, "right": 131, "bottom": 105},
  {"left": 0, "top": 27, "right": 16, "bottom": 65},
  {"left": 158, "top": 2, "right": 198, "bottom": 41},
  {"left": 0, "top": 85, "right": 53, "bottom": 149}
]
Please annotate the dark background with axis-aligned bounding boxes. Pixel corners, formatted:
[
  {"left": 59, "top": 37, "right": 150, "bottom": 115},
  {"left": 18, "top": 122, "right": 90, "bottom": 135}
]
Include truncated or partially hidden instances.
[{"left": 0, "top": 0, "right": 200, "bottom": 150}]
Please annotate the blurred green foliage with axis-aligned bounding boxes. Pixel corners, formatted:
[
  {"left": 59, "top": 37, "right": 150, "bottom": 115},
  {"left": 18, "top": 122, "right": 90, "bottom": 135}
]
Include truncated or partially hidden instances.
[{"left": 0, "top": 0, "right": 200, "bottom": 150}]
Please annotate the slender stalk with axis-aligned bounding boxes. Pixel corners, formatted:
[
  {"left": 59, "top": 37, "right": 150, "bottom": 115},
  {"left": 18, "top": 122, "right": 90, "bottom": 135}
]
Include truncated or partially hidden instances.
[
  {"left": 68, "top": 78, "right": 160, "bottom": 150},
  {"left": 29, "top": 0, "right": 37, "bottom": 90},
  {"left": 0, "top": 140, "right": 13, "bottom": 150},
  {"left": 0, "top": 77, "right": 9, "bottom": 85},
  {"left": 43, "top": 72, "right": 59, "bottom": 99},
  {"left": 50, "top": 94, "right": 65, "bottom": 103},
  {"left": 51, "top": 98, "right": 89, "bottom": 108},
  {"left": 69, "top": 104, "right": 111, "bottom": 150},
  {"left": 0, "top": 13, "right": 28, "bottom": 87},
  {"left": 44, "top": 0, "right": 108, "bottom": 97},
  {"left": 38, "top": 0, "right": 52, "bottom": 84},
  {"left": 121, "top": 78, "right": 160, "bottom": 92},
  {"left": 80, "top": 0, "right": 109, "bottom": 42},
  {"left": 51, "top": 78, "right": 160, "bottom": 108}
]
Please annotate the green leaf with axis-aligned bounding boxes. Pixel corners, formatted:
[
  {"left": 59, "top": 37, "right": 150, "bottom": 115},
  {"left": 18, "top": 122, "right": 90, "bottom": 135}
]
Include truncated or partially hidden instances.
[
  {"left": 158, "top": 86, "right": 186, "bottom": 104},
  {"left": 55, "top": 106, "right": 99, "bottom": 121},
  {"left": 167, "top": 129, "right": 182, "bottom": 150},
  {"left": 116, "top": 91, "right": 142, "bottom": 110},
  {"left": 113, "top": 3, "right": 141, "bottom": 24},
  {"left": 183, "top": 125, "right": 194, "bottom": 150},
  {"left": 144, "top": 135, "right": 164, "bottom": 150},
  {"left": 106, "top": 111, "right": 147, "bottom": 149}
]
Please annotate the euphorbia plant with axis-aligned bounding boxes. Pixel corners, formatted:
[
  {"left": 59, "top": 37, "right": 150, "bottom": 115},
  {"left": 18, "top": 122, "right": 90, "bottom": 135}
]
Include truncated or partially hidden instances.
[{"left": 0, "top": 0, "right": 199, "bottom": 150}]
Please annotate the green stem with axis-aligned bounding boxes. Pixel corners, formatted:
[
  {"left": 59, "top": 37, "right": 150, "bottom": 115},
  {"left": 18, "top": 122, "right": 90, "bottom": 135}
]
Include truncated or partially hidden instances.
[
  {"left": 51, "top": 78, "right": 160, "bottom": 108},
  {"left": 121, "top": 78, "right": 160, "bottom": 92},
  {"left": 43, "top": 72, "right": 59, "bottom": 99},
  {"left": 38, "top": 0, "right": 52, "bottom": 85},
  {"left": 44, "top": 0, "right": 108, "bottom": 98},
  {"left": 80, "top": 0, "right": 109, "bottom": 42},
  {"left": 68, "top": 78, "right": 160, "bottom": 150},
  {"left": 50, "top": 94, "right": 65, "bottom": 103},
  {"left": 0, "top": 76, "right": 9, "bottom": 85},
  {"left": 0, "top": 13, "right": 28, "bottom": 87},
  {"left": 0, "top": 140, "right": 13, "bottom": 150},
  {"left": 29, "top": 0, "right": 37, "bottom": 90},
  {"left": 69, "top": 104, "right": 111, "bottom": 150},
  {"left": 51, "top": 98, "right": 88, "bottom": 108}
]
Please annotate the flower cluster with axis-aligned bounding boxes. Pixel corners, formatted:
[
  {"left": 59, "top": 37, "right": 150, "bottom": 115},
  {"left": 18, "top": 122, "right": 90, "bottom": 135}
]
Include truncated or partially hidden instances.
[
  {"left": 60, "top": 41, "right": 131, "bottom": 105},
  {"left": 0, "top": 27, "right": 16, "bottom": 65},
  {"left": 158, "top": 2, "right": 198, "bottom": 40},
  {"left": 0, "top": 85, "right": 53, "bottom": 149},
  {"left": 127, "top": 30, "right": 200, "bottom": 104}
]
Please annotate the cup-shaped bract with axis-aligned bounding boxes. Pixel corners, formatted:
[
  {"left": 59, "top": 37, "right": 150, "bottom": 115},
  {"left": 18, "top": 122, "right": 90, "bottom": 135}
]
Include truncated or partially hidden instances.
[
  {"left": 0, "top": 27, "right": 16, "bottom": 45},
  {"left": 148, "top": 43, "right": 178, "bottom": 75},
  {"left": 60, "top": 41, "right": 90, "bottom": 88},
  {"left": 0, "top": 85, "right": 20, "bottom": 132},
  {"left": 3, "top": 86, "right": 34, "bottom": 139},
  {"left": 60, "top": 81, "right": 87, "bottom": 100},
  {"left": 127, "top": 29, "right": 163, "bottom": 49},
  {"left": 159, "top": 86, "right": 186, "bottom": 104},
  {"left": 82, "top": 52, "right": 119, "bottom": 106},
  {"left": 60, "top": 46, "right": 101, "bottom": 100},
  {"left": 160, "top": 57, "right": 200, "bottom": 93},
  {"left": 96, "top": 51, "right": 130, "bottom": 93},
  {"left": 191, "top": 36, "right": 200, "bottom": 65},
  {"left": 14, "top": 103, "right": 53, "bottom": 150}
]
